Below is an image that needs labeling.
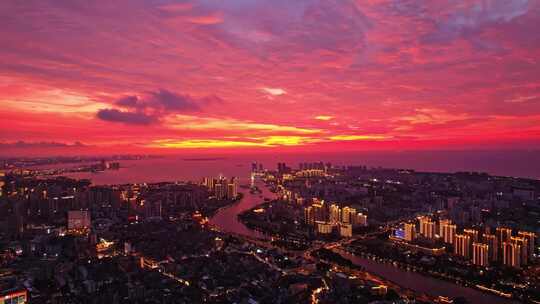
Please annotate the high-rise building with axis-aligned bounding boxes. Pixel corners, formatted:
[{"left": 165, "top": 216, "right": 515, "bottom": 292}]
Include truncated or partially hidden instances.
[
  {"left": 511, "top": 236, "right": 529, "bottom": 265},
  {"left": 463, "top": 229, "right": 479, "bottom": 243},
  {"left": 483, "top": 233, "right": 498, "bottom": 262},
  {"left": 426, "top": 221, "right": 436, "bottom": 239},
  {"left": 304, "top": 207, "right": 314, "bottom": 226},
  {"left": 202, "top": 177, "right": 215, "bottom": 190},
  {"left": 329, "top": 204, "right": 341, "bottom": 223},
  {"left": 340, "top": 223, "right": 353, "bottom": 237},
  {"left": 355, "top": 213, "right": 368, "bottom": 227},
  {"left": 341, "top": 207, "right": 356, "bottom": 224},
  {"left": 472, "top": 242, "right": 489, "bottom": 267},
  {"left": 454, "top": 234, "right": 471, "bottom": 258},
  {"left": 418, "top": 217, "right": 426, "bottom": 233},
  {"left": 442, "top": 223, "right": 457, "bottom": 244},
  {"left": 518, "top": 231, "right": 536, "bottom": 258},
  {"left": 316, "top": 221, "right": 333, "bottom": 234},
  {"left": 312, "top": 203, "right": 327, "bottom": 222},
  {"left": 404, "top": 223, "right": 416, "bottom": 242},
  {"left": 502, "top": 241, "right": 521, "bottom": 268},
  {"left": 214, "top": 183, "right": 224, "bottom": 199},
  {"left": 497, "top": 227, "right": 513, "bottom": 243},
  {"left": 214, "top": 178, "right": 229, "bottom": 200},
  {"left": 419, "top": 216, "right": 435, "bottom": 239},
  {"left": 227, "top": 179, "right": 238, "bottom": 199},
  {"left": 418, "top": 217, "right": 426, "bottom": 231},
  {"left": 438, "top": 219, "right": 452, "bottom": 237}
]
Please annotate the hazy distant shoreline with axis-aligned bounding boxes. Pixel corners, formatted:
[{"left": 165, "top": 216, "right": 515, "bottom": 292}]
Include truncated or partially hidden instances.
[{"left": 182, "top": 157, "right": 227, "bottom": 161}]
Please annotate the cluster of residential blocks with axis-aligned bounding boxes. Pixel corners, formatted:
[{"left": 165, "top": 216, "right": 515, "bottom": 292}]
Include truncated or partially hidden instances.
[
  {"left": 401, "top": 216, "right": 535, "bottom": 268},
  {"left": 304, "top": 200, "right": 368, "bottom": 238}
]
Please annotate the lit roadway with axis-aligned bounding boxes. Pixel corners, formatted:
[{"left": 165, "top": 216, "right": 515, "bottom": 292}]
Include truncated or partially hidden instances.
[{"left": 210, "top": 224, "right": 437, "bottom": 303}]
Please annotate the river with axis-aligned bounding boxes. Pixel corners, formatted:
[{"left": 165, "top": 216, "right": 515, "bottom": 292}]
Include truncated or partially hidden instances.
[
  {"left": 209, "top": 180, "right": 275, "bottom": 238},
  {"left": 334, "top": 249, "right": 517, "bottom": 304},
  {"left": 210, "top": 180, "right": 517, "bottom": 304}
]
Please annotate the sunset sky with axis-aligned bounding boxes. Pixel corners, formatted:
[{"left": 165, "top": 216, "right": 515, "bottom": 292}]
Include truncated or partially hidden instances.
[{"left": 1, "top": 0, "right": 540, "bottom": 155}]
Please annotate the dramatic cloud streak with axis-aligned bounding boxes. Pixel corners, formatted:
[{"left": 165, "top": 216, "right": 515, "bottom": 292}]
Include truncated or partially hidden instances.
[
  {"left": 96, "top": 109, "right": 157, "bottom": 125},
  {"left": 96, "top": 89, "right": 219, "bottom": 125},
  {"left": 1, "top": 0, "right": 539, "bottom": 153}
]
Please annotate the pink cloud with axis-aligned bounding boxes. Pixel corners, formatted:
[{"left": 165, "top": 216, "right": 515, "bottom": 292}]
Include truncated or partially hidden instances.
[{"left": 0, "top": 0, "right": 539, "bottom": 154}]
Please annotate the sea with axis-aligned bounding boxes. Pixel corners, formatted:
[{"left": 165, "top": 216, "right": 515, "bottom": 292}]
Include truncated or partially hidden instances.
[{"left": 49, "top": 150, "right": 540, "bottom": 185}]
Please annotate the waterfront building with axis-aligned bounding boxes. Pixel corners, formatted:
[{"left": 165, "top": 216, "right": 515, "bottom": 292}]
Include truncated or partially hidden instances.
[
  {"left": 214, "top": 183, "right": 226, "bottom": 200},
  {"left": 438, "top": 219, "right": 452, "bottom": 237},
  {"left": 442, "top": 223, "right": 457, "bottom": 245},
  {"left": 511, "top": 236, "right": 529, "bottom": 265},
  {"left": 227, "top": 182, "right": 238, "bottom": 200},
  {"left": 304, "top": 206, "right": 314, "bottom": 226},
  {"left": 404, "top": 223, "right": 416, "bottom": 242},
  {"left": 313, "top": 203, "right": 327, "bottom": 222},
  {"left": 341, "top": 207, "right": 356, "bottom": 224},
  {"left": 483, "top": 233, "right": 499, "bottom": 262},
  {"left": 202, "top": 177, "right": 215, "bottom": 190},
  {"left": 518, "top": 231, "right": 536, "bottom": 258},
  {"left": 472, "top": 242, "right": 489, "bottom": 267},
  {"left": 502, "top": 241, "right": 521, "bottom": 268},
  {"left": 463, "top": 229, "right": 479, "bottom": 243},
  {"left": 329, "top": 204, "right": 341, "bottom": 223},
  {"left": 497, "top": 227, "right": 513, "bottom": 243},
  {"left": 454, "top": 234, "right": 471, "bottom": 258},
  {"left": 419, "top": 216, "right": 435, "bottom": 239},
  {"left": 340, "top": 223, "right": 353, "bottom": 237},
  {"left": 316, "top": 221, "right": 333, "bottom": 235}
]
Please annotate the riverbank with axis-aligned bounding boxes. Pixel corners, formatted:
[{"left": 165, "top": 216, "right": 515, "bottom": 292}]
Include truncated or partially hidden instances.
[
  {"left": 332, "top": 248, "right": 518, "bottom": 304},
  {"left": 338, "top": 236, "right": 537, "bottom": 302},
  {"left": 203, "top": 193, "right": 244, "bottom": 219},
  {"left": 209, "top": 181, "right": 277, "bottom": 238}
]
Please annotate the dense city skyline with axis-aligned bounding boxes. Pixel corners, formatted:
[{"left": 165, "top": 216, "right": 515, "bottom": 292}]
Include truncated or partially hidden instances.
[
  {"left": 2, "top": 0, "right": 540, "bottom": 155},
  {"left": 1, "top": 157, "right": 539, "bottom": 303}
]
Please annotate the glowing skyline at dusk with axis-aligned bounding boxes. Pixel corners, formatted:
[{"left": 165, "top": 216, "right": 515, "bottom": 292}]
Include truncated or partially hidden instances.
[{"left": 1, "top": 0, "right": 540, "bottom": 155}]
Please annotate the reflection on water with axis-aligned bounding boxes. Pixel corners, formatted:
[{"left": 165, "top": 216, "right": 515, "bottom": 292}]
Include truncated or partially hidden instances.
[
  {"left": 60, "top": 157, "right": 252, "bottom": 185},
  {"left": 335, "top": 249, "right": 517, "bottom": 304},
  {"left": 43, "top": 151, "right": 540, "bottom": 185},
  {"left": 209, "top": 180, "right": 275, "bottom": 238}
]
